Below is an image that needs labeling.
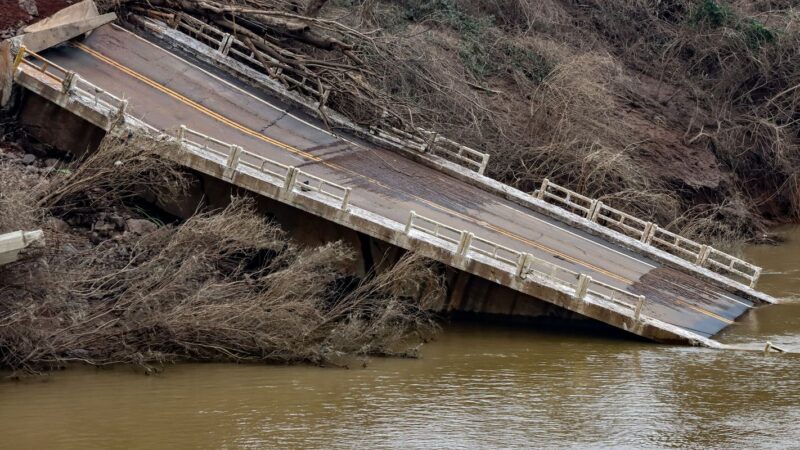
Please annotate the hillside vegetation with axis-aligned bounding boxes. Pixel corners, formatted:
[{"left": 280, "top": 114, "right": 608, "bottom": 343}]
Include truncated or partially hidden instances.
[
  {"left": 10, "top": 0, "right": 800, "bottom": 249},
  {"left": 122, "top": 0, "right": 800, "bottom": 248},
  {"left": 350, "top": 0, "right": 800, "bottom": 246}
]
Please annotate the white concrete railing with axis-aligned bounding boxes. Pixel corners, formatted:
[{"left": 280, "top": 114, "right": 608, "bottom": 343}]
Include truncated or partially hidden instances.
[
  {"left": 404, "top": 210, "right": 648, "bottom": 321},
  {"left": 164, "top": 14, "right": 491, "bottom": 175},
  {"left": 534, "top": 178, "right": 762, "bottom": 288},
  {"left": 176, "top": 126, "right": 352, "bottom": 210},
  {"left": 13, "top": 46, "right": 128, "bottom": 116}
]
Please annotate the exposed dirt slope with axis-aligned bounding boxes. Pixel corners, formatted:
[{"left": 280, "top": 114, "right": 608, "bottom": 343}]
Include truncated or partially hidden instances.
[{"left": 1, "top": 0, "right": 72, "bottom": 37}]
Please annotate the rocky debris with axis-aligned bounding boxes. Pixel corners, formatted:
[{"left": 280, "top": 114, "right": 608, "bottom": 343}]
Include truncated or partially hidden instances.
[
  {"left": 46, "top": 217, "right": 70, "bottom": 233},
  {"left": 19, "top": 0, "right": 39, "bottom": 17},
  {"left": 125, "top": 218, "right": 157, "bottom": 235},
  {"left": 2, "top": 141, "right": 165, "bottom": 246}
]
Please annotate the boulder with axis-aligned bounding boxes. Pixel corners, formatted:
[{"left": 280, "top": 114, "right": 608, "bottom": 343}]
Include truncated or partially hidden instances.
[{"left": 125, "top": 218, "right": 158, "bottom": 235}]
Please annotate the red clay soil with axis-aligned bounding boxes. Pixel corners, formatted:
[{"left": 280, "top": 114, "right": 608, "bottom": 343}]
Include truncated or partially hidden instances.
[{"left": 1, "top": 0, "right": 72, "bottom": 33}]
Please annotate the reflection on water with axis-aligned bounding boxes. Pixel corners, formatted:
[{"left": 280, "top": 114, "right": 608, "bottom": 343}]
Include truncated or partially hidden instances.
[{"left": 1, "top": 227, "right": 798, "bottom": 449}]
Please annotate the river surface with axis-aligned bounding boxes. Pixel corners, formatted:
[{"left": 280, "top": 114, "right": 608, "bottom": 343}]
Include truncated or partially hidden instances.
[{"left": 2, "top": 227, "right": 799, "bottom": 449}]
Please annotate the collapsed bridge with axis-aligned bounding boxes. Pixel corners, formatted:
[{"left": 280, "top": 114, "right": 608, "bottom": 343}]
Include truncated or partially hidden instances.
[{"left": 2, "top": 3, "right": 777, "bottom": 346}]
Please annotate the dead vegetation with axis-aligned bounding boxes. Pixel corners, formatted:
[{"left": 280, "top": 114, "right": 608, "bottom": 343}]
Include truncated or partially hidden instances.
[
  {"left": 107, "top": 0, "right": 800, "bottom": 248},
  {"left": 0, "top": 133, "right": 442, "bottom": 375}
]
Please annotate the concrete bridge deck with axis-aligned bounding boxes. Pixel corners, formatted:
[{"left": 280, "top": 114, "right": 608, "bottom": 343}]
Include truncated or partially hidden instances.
[{"left": 9, "top": 21, "right": 775, "bottom": 344}]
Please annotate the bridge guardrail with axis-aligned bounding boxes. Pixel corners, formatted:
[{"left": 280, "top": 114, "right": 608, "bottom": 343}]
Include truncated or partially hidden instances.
[
  {"left": 534, "top": 178, "right": 762, "bottom": 288},
  {"left": 13, "top": 46, "right": 128, "bottom": 116},
  {"left": 404, "top": 211, "right": 648, "bottom": 321},
  {"left": 160, "top": 14, "right": 490, "bottom": 175},
  {"left": 12, "top": 45, "right": 74, "bottom": 85},
  {"left": 176, "top": 126, "right": 352, "bottom": 210}
]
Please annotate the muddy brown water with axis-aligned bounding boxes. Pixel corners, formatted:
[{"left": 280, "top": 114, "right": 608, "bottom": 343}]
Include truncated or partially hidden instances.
[{"left": 2, "top": 227, "right": 799, "bottom": 449}]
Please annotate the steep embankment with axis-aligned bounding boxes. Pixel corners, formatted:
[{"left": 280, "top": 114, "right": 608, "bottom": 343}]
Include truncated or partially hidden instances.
[
  {"left": 346, "top": 0, "right": 799, "bottom": 246},
  {"left": 9, "top": 0, "right": 800, "bottom": 247}
]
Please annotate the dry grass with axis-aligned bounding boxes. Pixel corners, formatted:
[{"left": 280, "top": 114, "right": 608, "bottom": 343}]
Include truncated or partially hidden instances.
[
  {"left": 348, "top": 0, "right": 800, "bottom": 244},
  {"left": 0, "top": 134, "right": 442, "bottom": 375}
]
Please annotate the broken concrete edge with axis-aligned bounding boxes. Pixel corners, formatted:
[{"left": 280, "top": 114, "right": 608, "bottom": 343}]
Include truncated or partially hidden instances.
[
  {"left": 0, "top": 229, "right": 45, "bottom": 266},
  {"left": 132, "top": 16, "right": 775, "bottom": 306},
  {"left": 12, "top": 68, "right": 724, "bottom": 347},
  {"left": 11, "top": 0, "right": 116, "bottom": 54},
  {"left": 17, "top": 13, "right": 118, "bottom": 53},
  {"left": 23, "top": 0, "right": 100, "bottom": 34}
]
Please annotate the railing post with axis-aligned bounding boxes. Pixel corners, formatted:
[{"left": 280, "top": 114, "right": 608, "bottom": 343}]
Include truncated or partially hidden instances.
[
  {"left": 12, "top": 46, "right": 26, "bottom": 72},
  {"left": 696, "top": 245, "right": 711, "bottom": 266},
  {"left": 404, "top": 211, "right": 416, "bottom": 234},
  {"left": 222, "top": 145, "right": 242, "bottom": 181},
  {"left": 116, "top": 99, "right": 128, "bottom": 116},
  {"left": 515, "top": 253, "right": 530, "bottom": 278},
  {"left": 169, "top": 12, "right": 182, "bottom": 28},
  {"left": 456, "top": 231, "right": 473, "bottom": 257},
  {"left": 537, "top": 178, "right": 550, "bottom": 200},
  {"left": 423, "top": 132, "right": 437, "bottom": 154},
  {"left": 218, "top": 33, "right": 233, "bottom": 55},
  {"left": 178, "top": 125, "right": 186, "bottom": 142},
  {"left": 587, "top": 200, "right": 602, "bottom": 221},
  {"left": 92, "top": 86, "right": 104, "bottom": 106},
  {"left": 61, "top": 71, "right": 77, "bottom": 93},
  {"left": 643, "top": 223, "right": 657, "bottom": 244},
  {"left": 575, "top": 274, "right": 590, "bottom": 299},
  {"left": 340, "top": 188, "right": 352, "bottom": 211},
  {"left": 633, "top": 295, "right": 645, "bottom": 321},
  {"left": 283, "top": 167, "right": 298, "bottom": 192},
  {"left": 640, "top": 222, "right": 655, "bottom": 243},
  {"left": 750, "top": 267, "right": 762, "bottom": 289},
  {"left": 478, "top": 154, "right": 489, "bottom": 175}
]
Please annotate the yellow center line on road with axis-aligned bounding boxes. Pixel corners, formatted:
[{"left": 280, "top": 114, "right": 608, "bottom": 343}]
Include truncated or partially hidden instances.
[{"left": 72, "top": 42, "right": 734, "bottom": 326}]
